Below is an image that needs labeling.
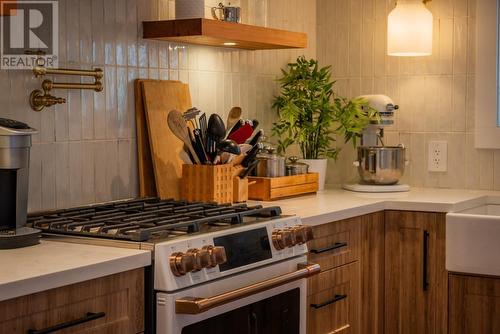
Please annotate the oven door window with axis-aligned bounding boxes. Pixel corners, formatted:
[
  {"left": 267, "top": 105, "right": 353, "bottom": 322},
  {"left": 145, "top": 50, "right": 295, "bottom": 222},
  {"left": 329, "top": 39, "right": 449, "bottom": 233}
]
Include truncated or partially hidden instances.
[{"left": 181, "top": 288, "right": 300, "bottom": 334}]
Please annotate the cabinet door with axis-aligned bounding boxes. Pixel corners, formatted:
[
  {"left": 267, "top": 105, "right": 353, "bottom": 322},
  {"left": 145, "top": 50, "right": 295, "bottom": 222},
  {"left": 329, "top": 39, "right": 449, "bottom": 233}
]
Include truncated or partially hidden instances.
[
  {"left": 307, "top": 216, "right": 361, "bottom": 272},
  {"left": 307, "top": 262, "right": 360, "bottom": 334},
  {"left": 0, "top": 269, "right": 144, "bottom": 334},
  {"left": 449, "top": 274, "right": 500, "bottom": 334},
  {"left": 384, "top": 211, "right": 447, "bottom": 334}
]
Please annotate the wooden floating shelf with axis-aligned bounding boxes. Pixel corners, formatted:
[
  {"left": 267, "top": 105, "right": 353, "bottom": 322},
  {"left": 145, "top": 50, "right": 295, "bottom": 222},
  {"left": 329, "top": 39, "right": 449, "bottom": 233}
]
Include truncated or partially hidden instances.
[{"left": 142, "top": 18, "right": 307, "bottom": 50}]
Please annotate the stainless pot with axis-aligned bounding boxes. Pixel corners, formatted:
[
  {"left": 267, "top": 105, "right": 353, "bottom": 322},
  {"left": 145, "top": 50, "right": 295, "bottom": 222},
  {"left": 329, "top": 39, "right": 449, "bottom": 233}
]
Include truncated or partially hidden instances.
[
  {"left": 286, "top": 156, "right": 309, "bottom": 175},
  {"left": 354, "top": 146, "right": 406, "bottom": 185},
  {"left": 256, "top": 148, "right": 285, "bottom": 177}
]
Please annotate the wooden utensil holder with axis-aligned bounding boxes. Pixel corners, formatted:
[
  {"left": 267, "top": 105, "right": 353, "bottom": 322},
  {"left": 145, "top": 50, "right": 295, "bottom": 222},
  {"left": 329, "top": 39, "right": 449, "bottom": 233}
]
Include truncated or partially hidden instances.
[
  {"left": 233, "top": 177, "right": 253, "bottom": 203},
  {"left": 182, "top": 164, "right": 233, "bottom": 204},
  {"left": 248, "top": 173, "right": 319, "bottom": 201}
]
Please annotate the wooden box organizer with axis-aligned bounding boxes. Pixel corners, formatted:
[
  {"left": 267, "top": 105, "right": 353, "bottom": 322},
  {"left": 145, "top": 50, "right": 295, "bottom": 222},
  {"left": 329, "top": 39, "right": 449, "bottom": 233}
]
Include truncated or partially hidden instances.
[
  {"left": 182, "top": 164, "right": 234, "bottom": 204},
  {"left": 248, "top": 173, "right": 319, "bottom": 201}
]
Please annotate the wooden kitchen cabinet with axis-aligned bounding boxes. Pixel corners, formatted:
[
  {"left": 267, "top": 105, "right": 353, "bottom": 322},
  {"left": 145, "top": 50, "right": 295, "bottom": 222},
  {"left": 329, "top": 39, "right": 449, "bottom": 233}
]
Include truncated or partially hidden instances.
[
  {"left": 449, "top": 274, "right": 500, "bottom": 334},
  {"left": 307, "top": 215, "right": 365, "bottom": 334},
  {"left": 0, "top": 268, "right": 144, "bottom": 334},
  {"left": 307, "top": 262, "right": 360, "bottom": 334},
  {"left": 384, "top": 211, "right": 447, "bottom": 334}
]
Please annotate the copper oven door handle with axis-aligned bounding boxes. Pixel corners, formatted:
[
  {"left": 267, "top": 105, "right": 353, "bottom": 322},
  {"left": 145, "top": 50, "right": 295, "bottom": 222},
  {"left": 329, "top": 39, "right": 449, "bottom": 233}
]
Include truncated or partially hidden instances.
[{"left": 175, "top": 262, "right": 321, "bottom": 314}]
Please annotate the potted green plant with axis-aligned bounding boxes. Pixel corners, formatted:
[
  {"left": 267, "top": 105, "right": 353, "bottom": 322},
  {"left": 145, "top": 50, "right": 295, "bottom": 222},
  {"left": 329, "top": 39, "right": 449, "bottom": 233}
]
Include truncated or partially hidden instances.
[{"left": 272, "top": 56, "right": 378, "bottom": 190}]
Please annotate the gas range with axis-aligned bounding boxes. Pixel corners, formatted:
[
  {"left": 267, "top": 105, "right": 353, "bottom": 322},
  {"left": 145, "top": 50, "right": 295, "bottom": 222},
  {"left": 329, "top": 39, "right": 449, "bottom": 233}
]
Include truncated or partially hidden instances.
[
  {"left": 27, "top": 198, "right": 282, "bottom": 246},
  {"left": 28, "top": 198, "right": 318, "bottom": 334}
]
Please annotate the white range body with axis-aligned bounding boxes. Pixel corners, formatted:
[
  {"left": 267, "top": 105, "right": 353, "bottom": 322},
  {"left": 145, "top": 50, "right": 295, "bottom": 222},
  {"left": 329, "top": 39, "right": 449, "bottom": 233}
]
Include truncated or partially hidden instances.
[{"left": 154, "top": 215, "right": 314, "bottom": 334}]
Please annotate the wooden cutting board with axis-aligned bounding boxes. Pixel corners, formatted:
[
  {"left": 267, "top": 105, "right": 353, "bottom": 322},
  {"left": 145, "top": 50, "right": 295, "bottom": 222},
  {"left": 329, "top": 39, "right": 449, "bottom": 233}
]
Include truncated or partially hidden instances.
[
  {"left": 134, "top": 79, "right": 158, "bottom": 197},
  {"left": 140, "top": 80, "right": 192, "bottom": 200}
]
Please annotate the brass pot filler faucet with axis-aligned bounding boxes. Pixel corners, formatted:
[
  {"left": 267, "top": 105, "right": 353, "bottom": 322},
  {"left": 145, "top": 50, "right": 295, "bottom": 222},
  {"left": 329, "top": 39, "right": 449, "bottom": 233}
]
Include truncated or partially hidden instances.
[{"left": 29, "top": 66, "right": 104, "bottom": 112}]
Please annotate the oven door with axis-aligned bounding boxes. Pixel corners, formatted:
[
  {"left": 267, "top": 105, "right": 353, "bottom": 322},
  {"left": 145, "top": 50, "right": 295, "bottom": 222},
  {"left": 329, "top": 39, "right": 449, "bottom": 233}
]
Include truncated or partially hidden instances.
[{"left": 156, "top": 255, "right": 319, "bottom": 334}]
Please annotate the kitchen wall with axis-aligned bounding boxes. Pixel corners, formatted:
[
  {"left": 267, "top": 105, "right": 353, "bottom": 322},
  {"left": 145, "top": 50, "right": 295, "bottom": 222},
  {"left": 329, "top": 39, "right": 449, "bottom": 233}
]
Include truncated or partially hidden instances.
[
  {"left": 0, "top": 0, "right": 316, "bottom": 211},
  {"left": 317, "top": 0, "right": 499, "bottom": 189}
]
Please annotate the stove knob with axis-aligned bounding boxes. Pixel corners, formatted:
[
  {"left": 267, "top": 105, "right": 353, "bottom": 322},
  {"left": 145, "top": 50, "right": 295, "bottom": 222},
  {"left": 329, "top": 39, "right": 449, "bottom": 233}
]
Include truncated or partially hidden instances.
[
  {"left": 292, "top": 225, "right": 314, "bottom": 244},
  {"left": 187, "top": 248, "right": 211, "bottom": 271},
  {"left": 272, "top": 228, "right": 294, "bottom": 250},
  {"left": 203, "top": 245, "right": 227, "bottom": 267},
  {"left": 169, "top": 252, "right": 195, "bottom": 277}
]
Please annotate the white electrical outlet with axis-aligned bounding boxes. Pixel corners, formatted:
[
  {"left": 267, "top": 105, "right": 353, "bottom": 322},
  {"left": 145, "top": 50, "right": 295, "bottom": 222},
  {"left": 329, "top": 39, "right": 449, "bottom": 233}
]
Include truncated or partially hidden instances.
[{"left": 428, "top": 141, "right": 448, "bottom": 172}]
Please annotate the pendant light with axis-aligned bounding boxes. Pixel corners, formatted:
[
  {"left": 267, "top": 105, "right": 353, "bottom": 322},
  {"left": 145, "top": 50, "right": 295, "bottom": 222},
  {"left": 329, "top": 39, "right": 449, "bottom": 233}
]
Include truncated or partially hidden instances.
[{"left": 387, "top": 0, "right": 433, "bottom": 56}]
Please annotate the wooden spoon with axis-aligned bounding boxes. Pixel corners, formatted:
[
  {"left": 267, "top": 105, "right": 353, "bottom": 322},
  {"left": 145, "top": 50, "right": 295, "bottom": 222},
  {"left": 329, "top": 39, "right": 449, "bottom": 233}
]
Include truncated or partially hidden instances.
[
  {"left": 167, "top": 109, "right": 201, "bottom": 164},
  {"left": 226, "top": 107, "right": 242, "bottom": 132}
]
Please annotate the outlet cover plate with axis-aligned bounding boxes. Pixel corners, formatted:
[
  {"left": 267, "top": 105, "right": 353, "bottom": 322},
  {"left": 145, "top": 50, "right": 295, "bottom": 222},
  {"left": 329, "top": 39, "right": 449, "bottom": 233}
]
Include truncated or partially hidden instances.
[{"left": 428, "top": 140, "right": 448, "bottom": 172}]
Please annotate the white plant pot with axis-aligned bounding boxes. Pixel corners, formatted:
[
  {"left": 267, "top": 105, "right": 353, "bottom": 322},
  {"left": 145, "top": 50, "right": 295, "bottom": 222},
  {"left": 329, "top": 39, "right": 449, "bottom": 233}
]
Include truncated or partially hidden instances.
[{"left": 300, "top": 158, "right": 328, "bottom": 191}]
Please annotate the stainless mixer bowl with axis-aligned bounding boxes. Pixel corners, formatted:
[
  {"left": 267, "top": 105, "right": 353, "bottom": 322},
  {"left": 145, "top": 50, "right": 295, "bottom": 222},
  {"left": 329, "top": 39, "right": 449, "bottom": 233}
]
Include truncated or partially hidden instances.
[{"left": 355, "top": 146, "right": 406, "bottom": 185}]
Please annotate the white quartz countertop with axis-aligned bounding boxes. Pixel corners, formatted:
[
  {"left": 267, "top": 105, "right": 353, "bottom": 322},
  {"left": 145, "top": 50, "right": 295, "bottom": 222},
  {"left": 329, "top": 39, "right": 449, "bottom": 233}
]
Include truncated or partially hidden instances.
[
  {"left": 251, "top": 187, "right": 498, "bottom": 226},
  {"left": 0, "top": 240, "right": 151, "bottom": 302}
]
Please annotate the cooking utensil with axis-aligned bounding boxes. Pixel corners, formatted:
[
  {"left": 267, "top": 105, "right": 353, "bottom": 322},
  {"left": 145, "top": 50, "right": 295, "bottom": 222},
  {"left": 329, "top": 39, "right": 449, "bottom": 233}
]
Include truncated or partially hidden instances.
[
  {"left": 193, "top": 129, "right": 210, "bottom": 164},
  {"left": 248, "top": 129, "right": 263, "bottom": 146},
  {"left": 227, "top": 119, "right": 244, "bottom": 137},
  {"left": 226, "top": 107, "right": 242, "bottom": 132},
  {"left": 167, "top": 109, "right": 201, "bottom": 164},
  {"left": 199, "top": 113, "right": 208, "bottom": 146},
  {"left": 354, "top": 146, "right": 406, "bottom": 184},
  {"left": 240, "top": 159, "right": 259, "bottom": 178},
  {"left": 228, "top": 123, "right": 254, "bottom": 144},
  {"left": 285, "top": 156, "right": 309, "bottom": 175},
  {"left": 251, "top": 119, "right": 259, "bottom": 130},
  {"left": 206, "top": 114, "right": 226, "bottom": 162},
  {"left": 241, "top": 143, "right": 262, "bottom": 167},
  {"left": 239, "top": 144, "right": 252, "bottom": 154},
  {"left": 217, "top": 139, "right": 241, "bottom": 155},
  {"left": 183, "top": 107, "right": 201, "bottom": 129}
]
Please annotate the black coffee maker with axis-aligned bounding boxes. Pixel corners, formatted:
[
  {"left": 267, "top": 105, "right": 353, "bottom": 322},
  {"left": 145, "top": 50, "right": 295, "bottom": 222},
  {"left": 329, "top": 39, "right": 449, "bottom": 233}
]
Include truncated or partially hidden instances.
[{"left": 0, "top": 118, "right": 41, "bottom": 249}]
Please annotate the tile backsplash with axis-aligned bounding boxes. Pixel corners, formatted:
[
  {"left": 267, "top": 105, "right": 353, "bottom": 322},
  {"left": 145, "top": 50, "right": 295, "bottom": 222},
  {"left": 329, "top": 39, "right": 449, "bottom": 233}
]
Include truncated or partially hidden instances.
[
  {"left": 317, "top": 0, "right": 498, "bottom": 189},
  {"left": 0, "top": 0, "right": 316, "bottom": 212},
  {"left": 2, "top": 0, "right": 496, "bottom": 213}
]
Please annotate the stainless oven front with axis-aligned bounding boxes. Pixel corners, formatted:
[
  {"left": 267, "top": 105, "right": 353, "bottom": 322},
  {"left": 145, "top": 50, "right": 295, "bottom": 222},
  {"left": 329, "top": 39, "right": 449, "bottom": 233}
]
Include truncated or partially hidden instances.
[{"left": 156, "top": 255, "right": 319, "bottom": 334}]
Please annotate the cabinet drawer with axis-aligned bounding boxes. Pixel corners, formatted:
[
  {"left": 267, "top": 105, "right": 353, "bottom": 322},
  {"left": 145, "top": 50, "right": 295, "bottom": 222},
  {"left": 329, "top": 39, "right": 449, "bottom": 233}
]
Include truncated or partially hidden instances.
[
  {"left": 0, "top": 269, "right": 144, "bottom": 334},
  {"left": 307, "top": 216, "right": 361, "bottom": 271},
  {"left": 307, "top": 262, "right": 360, "bottom": 334}
]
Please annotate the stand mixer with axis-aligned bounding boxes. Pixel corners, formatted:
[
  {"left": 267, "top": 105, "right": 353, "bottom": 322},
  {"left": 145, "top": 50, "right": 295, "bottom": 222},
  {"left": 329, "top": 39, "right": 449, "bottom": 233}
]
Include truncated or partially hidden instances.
[{"left": 342, "top": 94, "right": 410, "bottom": 193}]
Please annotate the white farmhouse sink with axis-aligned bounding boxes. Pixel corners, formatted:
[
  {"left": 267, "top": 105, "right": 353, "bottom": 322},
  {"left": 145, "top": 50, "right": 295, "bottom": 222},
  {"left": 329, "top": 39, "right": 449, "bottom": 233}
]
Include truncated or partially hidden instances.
[{"left": 446, "top": 199, "right": 500, "bottom": 276}]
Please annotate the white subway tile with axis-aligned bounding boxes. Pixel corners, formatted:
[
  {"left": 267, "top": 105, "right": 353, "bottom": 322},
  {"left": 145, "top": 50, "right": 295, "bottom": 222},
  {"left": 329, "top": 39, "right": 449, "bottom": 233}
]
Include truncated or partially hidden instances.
[
  {"left": 41, "top": 143, "right": 57, "bottom": 210},
  {"left": 103, "top": 0, "right": 116, "bottom": 65},
  {"left": 81, "top": 142, "right": 96, "bottom": 204},
  {"left": 79, "top": 0, "right": 92, "bottom": 64},
  {"left": 453, "top": 17, "right": 468, "bottom": 74},
  {"left": 55, "top": 142, "right": 70, "bottom": 209},
  {"left": 91, "top": 0, "right": 105, "bottom": 65},
  {"left": 68, "top": 141, "right": 83, "bottom": 206},
  {"left": 28, "top": 144, "right": 42, "bottom": 212},
  {"left": 105, "top": 66, "right": 118, "bottom": 139},
  {"left": 117, "top": 67, "right": 129, "bottom": 139},
  {"left": 115, "top": 0, "right": 128, "bottom": 66}
]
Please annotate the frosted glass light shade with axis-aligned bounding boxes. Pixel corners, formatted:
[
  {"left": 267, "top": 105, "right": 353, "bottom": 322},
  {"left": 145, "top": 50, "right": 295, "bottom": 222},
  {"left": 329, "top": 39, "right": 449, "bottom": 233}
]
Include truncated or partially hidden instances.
[{"left": 387, "top": 1, "right": 433, "bottom": 56}]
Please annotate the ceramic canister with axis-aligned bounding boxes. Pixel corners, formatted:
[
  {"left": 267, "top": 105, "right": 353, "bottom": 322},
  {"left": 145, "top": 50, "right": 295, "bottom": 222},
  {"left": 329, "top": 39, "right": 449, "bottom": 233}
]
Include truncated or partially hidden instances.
[{"left": 175, "top": 0, "right": 205, "bottom": 19}]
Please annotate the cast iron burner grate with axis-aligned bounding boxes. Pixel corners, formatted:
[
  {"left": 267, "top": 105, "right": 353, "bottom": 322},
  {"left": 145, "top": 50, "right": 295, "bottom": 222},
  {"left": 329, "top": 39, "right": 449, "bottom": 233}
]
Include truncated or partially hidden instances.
[{"left": 27, "top": 198, "right": 281, "bottom": 242}]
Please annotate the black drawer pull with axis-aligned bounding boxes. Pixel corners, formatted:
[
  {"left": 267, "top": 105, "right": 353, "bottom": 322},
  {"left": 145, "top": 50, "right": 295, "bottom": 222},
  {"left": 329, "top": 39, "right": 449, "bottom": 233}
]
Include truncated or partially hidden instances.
[
  {"left": 310, "top": 241, "right": 348, "bottom": 254},
  {"left": 423, "top": 230, "right": 430, "bottom": 291},
  {"left": 310, "top": 294, "right": 347, "bottom": 309},
  {"left": 28, "top": 312, "right": 105, "bottom": 334}
]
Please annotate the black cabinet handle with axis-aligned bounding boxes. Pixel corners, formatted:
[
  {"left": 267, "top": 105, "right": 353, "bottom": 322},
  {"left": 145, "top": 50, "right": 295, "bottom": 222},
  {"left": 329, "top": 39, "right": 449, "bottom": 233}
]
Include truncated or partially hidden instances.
[
  {"left": 310, "top": 294, "right": 347, "bottom": 309},
  {"left": 423, "top": 230, "right": 430, "bottom": 291},
  {"left": 28, "top": 312, "right": 105, "bottom": 334},
  {"left": 310, "top": 241, "right": 348, "bottom": 254}
]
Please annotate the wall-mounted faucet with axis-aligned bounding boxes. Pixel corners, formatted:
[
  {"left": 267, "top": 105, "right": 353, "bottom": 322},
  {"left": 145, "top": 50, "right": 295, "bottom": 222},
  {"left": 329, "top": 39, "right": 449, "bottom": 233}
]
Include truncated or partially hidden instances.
[{"left": 29, "top": 66, "right": 104, "bottom": 112}]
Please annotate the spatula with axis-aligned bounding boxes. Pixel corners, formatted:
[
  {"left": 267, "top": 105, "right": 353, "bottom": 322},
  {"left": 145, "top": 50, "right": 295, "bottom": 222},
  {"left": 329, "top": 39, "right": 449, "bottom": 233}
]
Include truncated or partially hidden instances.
[
  {"left": 167, "top": 109, "right": 201, "bottom": 164},
  {"left": 226, "top": 106, "right": 242, "bottom": 133}
]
